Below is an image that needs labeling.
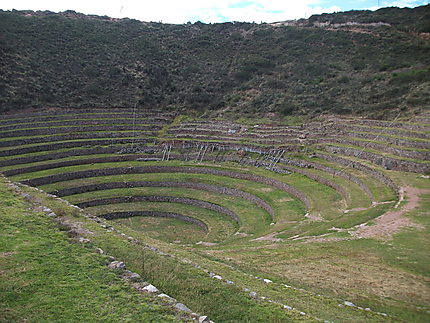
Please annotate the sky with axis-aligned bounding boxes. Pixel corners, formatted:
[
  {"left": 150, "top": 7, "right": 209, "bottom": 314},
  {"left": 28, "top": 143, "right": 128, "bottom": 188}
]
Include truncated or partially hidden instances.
[{"left": 1, "top": 0, "right": 428, "bottom": 24}]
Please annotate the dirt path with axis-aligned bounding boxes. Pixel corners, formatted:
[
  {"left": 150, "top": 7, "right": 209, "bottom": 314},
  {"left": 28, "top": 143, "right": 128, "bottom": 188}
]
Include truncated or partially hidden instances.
[{"left": 353, "top": 186, "right": 428, "bottom": 239}]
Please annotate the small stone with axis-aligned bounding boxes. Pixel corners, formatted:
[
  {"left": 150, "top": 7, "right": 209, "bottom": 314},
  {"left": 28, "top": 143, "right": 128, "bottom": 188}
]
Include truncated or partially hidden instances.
[
  {"left": 300, "top": 312, "right": 306, "bottom": 316},
  {"left": 95, "top": 248, "right": 104, "bottom": 254},
  {"left": 158, "top": 293, "right": 173, "bottom": 300},
  {"left": 344, "top": 301, "right": 355, "bottom": 307},
  {"left": 108, "top": 261, "right": 126, "bottom": 270},
  {"left": 199, "top": 316, "right": 211, "bottom": 323},
  {"left": 42, "top": 207, "right": 52, "bottom": 213},
  {"left": 263, "top": 278, "right": 272, "bottom": 283},
  {"left": 47, "top": 212, "right": 57, "bottom": 217},
  {"left": 122, "top": 270, "right": 141, "bottom": 281},
  {"left": 175, "top": 303, "right": 192, "bottom": 312},
  {"left": 142, "top": 284, "right": 159, "bottom": 293},
  {"left": 243, "top": 288, "right": 250, "bottom": 292},
  {"left": 283, "top": 305, "right": 292, "bottom": 310},
  {"left": 108, "top": 256, "right": 115, "bottom": 261},
  {"left": 78, "top": 237, "right": 91, "bottom": 243},
  {"left": 249, "top": 291, "right": 257, "bottom": 297},
  {"left": 226, "top": 280, "right": 234, "bottom": 284},
  {"left": 212, "top": 275, "right": 222, "bottom": 280}
]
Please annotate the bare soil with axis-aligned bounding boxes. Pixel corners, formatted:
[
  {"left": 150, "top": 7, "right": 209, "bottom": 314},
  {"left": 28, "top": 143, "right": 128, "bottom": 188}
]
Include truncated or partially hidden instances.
[{"left": 354, "top": 186, "right": 428, "bottom": 239}]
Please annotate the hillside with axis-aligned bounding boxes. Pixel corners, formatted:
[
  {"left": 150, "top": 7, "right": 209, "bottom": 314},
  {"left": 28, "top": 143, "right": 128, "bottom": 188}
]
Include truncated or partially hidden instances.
[{"left": 1, "top": 6, "right": 429, "bottom": 118}]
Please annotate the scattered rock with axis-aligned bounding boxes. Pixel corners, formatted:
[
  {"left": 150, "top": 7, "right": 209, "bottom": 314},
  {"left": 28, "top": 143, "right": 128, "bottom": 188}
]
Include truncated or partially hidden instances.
[
  {"left": 263, "top": 278, "right": 272, "bottom": 283},
  {"left": 249, "top": 291, "right": 257, "bottom": 297},
  {"left": 122, "top": 270, "right": 141, "bottom": 281},
  {"left": 157, "top": 293, "right": 175, "bottom": 301},
  {"left": 131, "top": 282, "right": 149, "bottom": 290},
  {"left": 47, "top": 212, "right": 57, "bottom": 217},
  {"left": 283, "top": 305, "right": 292, "bottom": 310},
  {"left": 226, "top": 280, "right": 234, "bottom": 284},
  {"left": 143, "top": 284, "right": 159, "bottom": 293},
  {"left": 175, "top": 303, "right": 192, "bottom": 312},
  {"left": 108, "top": 261, "right": 126, "bottom": 270},
  {"left": 78, "top": 237, "right": 91, "bottom": 244},
  {"left": 344, "top": 301, "right": 355, "bottom": 307},
  {"left": 199, "top": 316, "right": 211, "bottom": 323},
  {"left": 212, "top": 275, "right": 222, "bottom": 280},
  {"left": 95, "top": 248, "right": 104, "bottom": 254}
]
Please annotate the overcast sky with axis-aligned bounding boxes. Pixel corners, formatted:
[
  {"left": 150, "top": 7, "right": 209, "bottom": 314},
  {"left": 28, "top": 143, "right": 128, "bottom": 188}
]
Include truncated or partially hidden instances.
[{"left": 1, "top": 0, "right": 428, "bottom": 23}]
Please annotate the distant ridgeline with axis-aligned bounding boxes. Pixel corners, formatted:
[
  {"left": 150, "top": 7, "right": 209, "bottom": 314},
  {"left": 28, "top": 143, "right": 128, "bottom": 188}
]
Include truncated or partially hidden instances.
[{"left": 0, "top": 6, "right": 429, "bottom": 118}]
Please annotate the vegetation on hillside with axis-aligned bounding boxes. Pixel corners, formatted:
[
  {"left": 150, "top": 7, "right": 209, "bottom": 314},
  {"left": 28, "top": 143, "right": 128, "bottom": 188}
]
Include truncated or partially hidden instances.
[{"left": 0, "top": 6, "right": 429, "bottom": 118}]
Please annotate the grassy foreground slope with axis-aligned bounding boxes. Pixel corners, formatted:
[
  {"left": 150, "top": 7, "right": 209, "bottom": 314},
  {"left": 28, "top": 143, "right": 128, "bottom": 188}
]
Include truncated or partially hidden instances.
[{"left": 0, "top": 176, "right": 185, "bottom": 323}]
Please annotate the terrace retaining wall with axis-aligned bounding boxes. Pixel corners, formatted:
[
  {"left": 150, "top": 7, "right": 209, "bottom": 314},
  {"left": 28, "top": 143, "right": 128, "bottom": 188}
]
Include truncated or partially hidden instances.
[
  {"left": 0, "top": 132, "right": 136, "bottom": 148},
  {"left": 76, "top": 195, "right": 240, "bottom": 224},
  {"left": 0, "top": 139, "right": 153, "bottom": 157},
  {"left": 100, "top": 211, "right": 208, "bottom": 232},
  {"left": 0, "top": 125, "right": 159, "bottom": 138},
  {"left": 0, "top": 114, "right": 171, "bottom": 126},
  {"left": 347, "top": 132, "right": 429, "bottom": 150},
  {"left": 0, "top": 119, "right": 164, "bottom": 131},
  {"left": 280, "top": 158, "right": 374, "bottom": 200},
  {"left": 323, "top": 145, "right": 429, "bottom": 173},
  {"left": 21, "top": 166, "right": 310, "bottom": 210},
  {"left": 315, "top": 152, "right": 399, "bottom": 192},
  {"left": 50, "top": 181, "right": 274, "bottom": 219}
]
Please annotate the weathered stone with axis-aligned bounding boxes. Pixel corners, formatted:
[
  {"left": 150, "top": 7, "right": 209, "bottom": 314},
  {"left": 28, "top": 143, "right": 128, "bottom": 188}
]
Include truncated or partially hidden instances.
[
  {"left": 122, "top": 270, "right": 141, "bottom": 281},
  {"left": 78, "top": 237, "right": 90, "bottom": 243},
  {"left": 175, "top": 303, "right": 192, "bottom": 313},
  {"left": 263, "top": 278, "right": 272, "bottom": 283},
  {"left": 142, "top": 284, "right": 159, "bottom": 293},
  {"left": 108, "top": 261, "right": 126, "bottom": 270},
  {"left": 199, "top": 316, "right": 211, "bottom": 323}
]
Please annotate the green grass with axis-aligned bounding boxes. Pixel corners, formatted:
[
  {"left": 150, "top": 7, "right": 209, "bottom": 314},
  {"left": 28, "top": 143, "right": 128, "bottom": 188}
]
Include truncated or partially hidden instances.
[
  {"left": 87, "top": 201, "right": 237, "bottom": 243},
  {"left": 0, "top": 176, "right": 184, "bottom": 323},
  {"left": 114, "top": 216, "right": 208, "bottom": 244}
]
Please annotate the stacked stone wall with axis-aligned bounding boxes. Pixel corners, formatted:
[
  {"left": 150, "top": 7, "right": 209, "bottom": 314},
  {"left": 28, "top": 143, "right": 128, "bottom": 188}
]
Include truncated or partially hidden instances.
[
  {"left": 100, "top": 211, "right": 208, "bottom": 231},
  {"left": 323, "top": 145, "right": 429, "bottom": 173},
  {"left": 76, "top": 195, "right": 240, "bottom": 224}
]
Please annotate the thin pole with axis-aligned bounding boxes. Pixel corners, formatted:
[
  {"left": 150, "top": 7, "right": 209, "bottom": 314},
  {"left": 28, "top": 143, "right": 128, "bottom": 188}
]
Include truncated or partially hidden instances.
[{"left": 131, "top": 102, "right": 137, "bottom": 149}]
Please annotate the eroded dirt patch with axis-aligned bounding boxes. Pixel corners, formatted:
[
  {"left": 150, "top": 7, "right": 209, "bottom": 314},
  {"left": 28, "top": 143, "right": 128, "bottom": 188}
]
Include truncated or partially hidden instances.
[{"left": 353, "top": 186, "right": 428, "bottom": 240}]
